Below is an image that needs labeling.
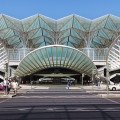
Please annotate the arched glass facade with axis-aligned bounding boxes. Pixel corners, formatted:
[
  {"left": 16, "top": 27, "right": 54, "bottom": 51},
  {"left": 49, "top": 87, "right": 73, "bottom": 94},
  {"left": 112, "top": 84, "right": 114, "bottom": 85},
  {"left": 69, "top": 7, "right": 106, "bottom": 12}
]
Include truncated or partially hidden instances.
[{"left": 16, "top": 45, "right": 97, "bottom": 77}]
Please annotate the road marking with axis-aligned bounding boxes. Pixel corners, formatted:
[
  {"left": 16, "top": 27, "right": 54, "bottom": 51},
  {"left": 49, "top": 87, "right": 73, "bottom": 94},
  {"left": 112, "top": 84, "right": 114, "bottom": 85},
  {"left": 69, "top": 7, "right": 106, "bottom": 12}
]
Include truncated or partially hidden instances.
[
  {"left": 0, "top": 107, "right": 120, "bottom": 112},
  {"left": 16, "top": 95, "right": 97, "bottom": 99},
  {"left": 47, "top": 107, "right": 120, "bottom": 112},
  {"left": 27, "top": 92, "right": 84, "bottom": 93},
  {"left": 18, "top": 108, "right": 31, "bottom": 111},
  {"left": 0, "top": 99, "right": 9, "bottom": 104},
  {"left": 104, "top": 98, "right": 120, "bottom": 104}
]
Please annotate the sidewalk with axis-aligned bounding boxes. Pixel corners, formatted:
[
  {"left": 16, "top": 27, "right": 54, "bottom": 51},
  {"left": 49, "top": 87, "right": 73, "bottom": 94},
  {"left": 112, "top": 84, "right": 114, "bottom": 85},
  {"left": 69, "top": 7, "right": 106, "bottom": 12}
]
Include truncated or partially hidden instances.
[
  {"left": 83, "top": 84, "right": 107, "bottom": 90},
  {"left": 19, "top": 84, "right": 107, "bottom": 90},
  {"left": 19, "top": 85, "right": 49, "bottom": 90},
  {"left": 0, "top": 94, "right": 16, "bottom": 98},
  {"left": 0, "top": 84, "right": 109, "bottom": 92},
  {"left": 0, "top": 84, "right": 120, "bottom": 98}
]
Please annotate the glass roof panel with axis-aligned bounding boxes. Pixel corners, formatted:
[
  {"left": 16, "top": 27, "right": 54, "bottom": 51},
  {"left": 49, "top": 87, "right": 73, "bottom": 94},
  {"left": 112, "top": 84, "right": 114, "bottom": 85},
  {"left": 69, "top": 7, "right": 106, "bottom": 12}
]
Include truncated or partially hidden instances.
[
  {"left": 0, "top": 17, "right": 7, "bottom": 30},
  {"left": 27, "top": 17, "right": 40, "bottom": 32},
  {"left": 22, "top": 14, "right": 38, "bottom": 31},
  {"left": 73, "top": 18, "right": 85, "bottom": 32}
]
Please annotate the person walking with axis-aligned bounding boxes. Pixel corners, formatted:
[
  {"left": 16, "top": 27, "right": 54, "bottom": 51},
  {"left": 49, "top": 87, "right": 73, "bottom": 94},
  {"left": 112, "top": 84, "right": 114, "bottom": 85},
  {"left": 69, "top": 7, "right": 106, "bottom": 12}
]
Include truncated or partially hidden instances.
[
  {"left": 67, "top": 81, "right": 70, "bottom": 89},
  {"left": 12, "top": 80, "right": 18, "bottom": 94},
  {"left": 3, "top": 78, "right": 9, "bottom": 95}
]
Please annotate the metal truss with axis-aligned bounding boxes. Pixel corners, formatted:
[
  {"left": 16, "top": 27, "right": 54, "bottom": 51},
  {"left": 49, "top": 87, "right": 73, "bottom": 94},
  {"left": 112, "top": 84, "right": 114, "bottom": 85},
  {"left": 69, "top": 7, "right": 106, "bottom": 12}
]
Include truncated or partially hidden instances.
[
  {"left": 0, "top": 14, "right": 23, "bottom": 48},
  {"left": 21, "top": 14, "right": 56, "bottom": 48},
  {"left": 15, "top": 45, "right": 97, "bottom": 77},
  {"left": 57, "top": 14, "right": 90, "bottom": 48},
  {"left": 0, "top": 14, "right": 120, "bottom": 49}
]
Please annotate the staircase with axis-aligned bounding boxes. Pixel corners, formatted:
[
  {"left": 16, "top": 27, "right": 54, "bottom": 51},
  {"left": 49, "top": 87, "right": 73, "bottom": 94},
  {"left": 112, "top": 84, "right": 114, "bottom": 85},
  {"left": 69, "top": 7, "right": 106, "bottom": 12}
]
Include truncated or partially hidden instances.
[
  {"left": 0, "top": 42, "right": 8, "bottom": 78},
  {"left": 97, "top": 66, "right": 115, "bottom": 84}
]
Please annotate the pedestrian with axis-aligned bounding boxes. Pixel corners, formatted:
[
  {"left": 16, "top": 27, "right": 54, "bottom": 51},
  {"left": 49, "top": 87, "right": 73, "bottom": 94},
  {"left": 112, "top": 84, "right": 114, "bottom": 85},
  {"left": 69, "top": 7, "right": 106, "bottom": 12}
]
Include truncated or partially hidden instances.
[
  {"left": 12, "top": 80, "right": 18, "bottom": 94},
  {"left": 3, "top": 78, "right": 9, "bottom": 95},
  {"left": 67, "top": 81, "right": 70, "bottom": 89}
]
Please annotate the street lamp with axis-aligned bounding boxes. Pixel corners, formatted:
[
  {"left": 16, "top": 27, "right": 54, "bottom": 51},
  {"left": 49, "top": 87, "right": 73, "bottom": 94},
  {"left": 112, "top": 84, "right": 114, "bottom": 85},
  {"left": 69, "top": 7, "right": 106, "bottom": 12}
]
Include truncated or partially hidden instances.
[
  {"left": 106, "top": 64, "right": 110, "bottom": 95},
  {"left": 5, "top": 63, "right": 8, "bottom": 95},
  {"left": 82, "top": 73, "right": 84, "bottom": 89},
  {"left": 92, "top": 69, "right": 96, "bottom": 91}
]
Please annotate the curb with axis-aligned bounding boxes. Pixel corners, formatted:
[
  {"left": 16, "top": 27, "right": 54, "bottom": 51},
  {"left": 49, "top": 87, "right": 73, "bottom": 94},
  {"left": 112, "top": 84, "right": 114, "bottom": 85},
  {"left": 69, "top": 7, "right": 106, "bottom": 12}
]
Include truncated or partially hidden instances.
[
  {"left": 97, "top": 94, "right": 120, "bottom": 98},
  {"left": 0, "top": 94, "right": 16, "bottom": 98},
  {"left": 86, "top": 91, "right": 120, "bottom": 93}
]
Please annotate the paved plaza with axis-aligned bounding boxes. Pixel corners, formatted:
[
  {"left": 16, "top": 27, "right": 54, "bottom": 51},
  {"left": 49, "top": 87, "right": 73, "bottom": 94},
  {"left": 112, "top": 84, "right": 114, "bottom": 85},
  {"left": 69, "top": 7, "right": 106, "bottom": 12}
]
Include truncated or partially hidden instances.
[{"left": 0, "top": 85, "right": 120, "bottom": 120}]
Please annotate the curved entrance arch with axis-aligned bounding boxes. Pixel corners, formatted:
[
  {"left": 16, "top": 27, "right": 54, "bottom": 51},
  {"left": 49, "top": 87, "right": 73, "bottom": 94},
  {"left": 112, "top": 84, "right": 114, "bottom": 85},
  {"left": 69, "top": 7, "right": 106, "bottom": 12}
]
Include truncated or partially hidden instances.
[{"left": 15, "top": 45, "right": 97, "bottom": 77}]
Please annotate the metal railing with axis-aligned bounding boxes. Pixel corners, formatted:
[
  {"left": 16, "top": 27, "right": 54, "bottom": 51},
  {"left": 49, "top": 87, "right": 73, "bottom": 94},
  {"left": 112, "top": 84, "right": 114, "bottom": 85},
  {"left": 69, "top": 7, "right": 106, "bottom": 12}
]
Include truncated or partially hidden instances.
[{"left": 7, "top": 48, "right": 108, "bottom": 62}]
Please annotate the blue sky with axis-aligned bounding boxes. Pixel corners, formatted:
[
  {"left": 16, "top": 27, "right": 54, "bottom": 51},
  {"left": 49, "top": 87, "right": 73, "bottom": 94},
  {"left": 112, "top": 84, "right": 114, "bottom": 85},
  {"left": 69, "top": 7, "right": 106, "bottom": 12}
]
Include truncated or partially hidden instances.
[{"left": 0, "top": 0, "right": 120, "bottom": 20}]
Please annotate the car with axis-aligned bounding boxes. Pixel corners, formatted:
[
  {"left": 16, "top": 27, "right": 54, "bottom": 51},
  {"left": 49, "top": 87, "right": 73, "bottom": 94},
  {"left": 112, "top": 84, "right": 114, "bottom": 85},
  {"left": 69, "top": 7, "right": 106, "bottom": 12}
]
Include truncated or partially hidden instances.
[
  {"left": 0, "top": 84, "right": 4, "bottom": 90},
  {"left": 39, "top": 78, "right": 52, "bottom": 81},
  {"left": 62, "top": 77, "right": 75, "bottom": 81},
  {"left": 66, "top": 77, "right": 75, "bottom": 81},
  {"left": 109, "top": 84, "right": 120, "bottom": 91}
]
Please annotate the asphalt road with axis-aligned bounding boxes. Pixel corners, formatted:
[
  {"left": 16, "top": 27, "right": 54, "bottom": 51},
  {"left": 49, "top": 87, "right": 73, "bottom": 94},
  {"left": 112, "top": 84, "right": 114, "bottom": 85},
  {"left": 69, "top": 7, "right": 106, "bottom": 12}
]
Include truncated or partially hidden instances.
[{"left": 0, "top": 87, "right": 120, "bottom": 120}]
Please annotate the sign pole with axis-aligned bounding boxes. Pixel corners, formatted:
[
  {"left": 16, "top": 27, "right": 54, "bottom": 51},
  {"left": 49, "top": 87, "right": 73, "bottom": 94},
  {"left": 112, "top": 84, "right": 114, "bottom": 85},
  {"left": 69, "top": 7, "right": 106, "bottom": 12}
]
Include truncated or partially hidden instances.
[
  {"left": 6, "top": 63, "right": 8, "bottom": 95},
  {"left": 92, "top": 71, "right": 93, "bottom": 91},
  {"left": 82, "top": 73, "right": 84, "bottom": 89},
  {"left": 106, "top": 64, "right": 109, "bottom": 95},
  {"left": 92, "top": 69, "right": 96, "bottom": 91}
]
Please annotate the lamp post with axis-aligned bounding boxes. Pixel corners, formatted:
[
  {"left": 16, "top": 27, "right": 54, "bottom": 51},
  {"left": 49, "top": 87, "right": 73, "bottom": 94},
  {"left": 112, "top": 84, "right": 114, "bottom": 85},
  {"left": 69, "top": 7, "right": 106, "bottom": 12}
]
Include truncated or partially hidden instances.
[
  {"left": 30, "top": 75, "right": 33, "bottom": 90},
  {"left": 106, "top": 64, "right": 110, "bottom": 95},
  {"left": 92, "top": 69, "right": 96, "bottom": 91},
  {"left": 6, "top": 63, "right": 8, "bottom": 95},
  {"left": 82, "top": 73, "right": 84, "bottom": 89}
]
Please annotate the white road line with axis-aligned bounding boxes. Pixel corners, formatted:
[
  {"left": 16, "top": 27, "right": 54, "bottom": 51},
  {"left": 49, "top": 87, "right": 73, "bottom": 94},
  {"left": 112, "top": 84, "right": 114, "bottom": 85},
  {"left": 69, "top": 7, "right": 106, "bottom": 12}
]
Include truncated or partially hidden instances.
[
  {"left": 104, "top": 98, "right": 120, "bottom": 104},
  {"left": 0, "top": 99, "right": 9, "bottom": 104},
  {"left": 27, "top": 92, "right": 84, "bottom": 93},
  {"left": 16, "top": 95, "right": 97, "bottom": 98},
  {"left": 1, "top": 107, "right": 120, "bottom": 112},
  {"left": 47, "top": 107, "right": 120, "bottom": 112},
  {"left": 18, "top": 108, "right": 31, "bottom": 111}
]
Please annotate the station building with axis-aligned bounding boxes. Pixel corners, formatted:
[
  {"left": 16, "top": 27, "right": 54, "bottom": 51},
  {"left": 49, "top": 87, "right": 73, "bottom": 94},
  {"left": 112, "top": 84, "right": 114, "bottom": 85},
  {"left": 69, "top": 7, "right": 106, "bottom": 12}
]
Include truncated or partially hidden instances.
[{"left": 0, "top": 14, "right": 120, "bottom": 84}]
